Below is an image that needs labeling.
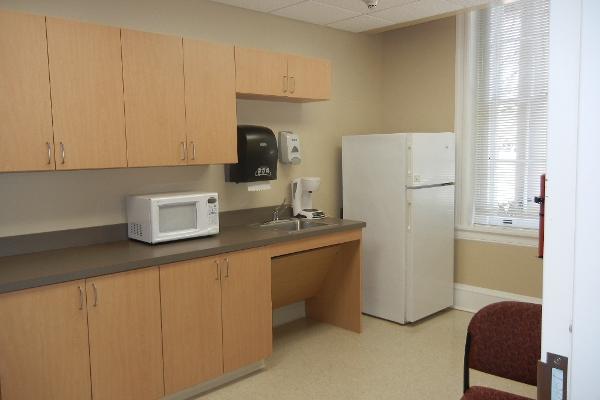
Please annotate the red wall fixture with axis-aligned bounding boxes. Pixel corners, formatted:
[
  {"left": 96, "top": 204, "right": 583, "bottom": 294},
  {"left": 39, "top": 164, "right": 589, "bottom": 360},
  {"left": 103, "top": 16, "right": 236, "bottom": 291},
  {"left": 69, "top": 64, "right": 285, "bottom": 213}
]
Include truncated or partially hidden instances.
[{"left": 534, "top": 174, "right": 546, "bottom": 258}]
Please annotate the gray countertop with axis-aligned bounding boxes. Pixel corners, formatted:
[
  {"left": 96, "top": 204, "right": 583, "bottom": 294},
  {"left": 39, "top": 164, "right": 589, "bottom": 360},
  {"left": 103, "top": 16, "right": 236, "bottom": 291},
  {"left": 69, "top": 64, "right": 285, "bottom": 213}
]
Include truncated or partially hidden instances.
[{"left": 0, "top": 218, "right": 365, "bottom": 294}]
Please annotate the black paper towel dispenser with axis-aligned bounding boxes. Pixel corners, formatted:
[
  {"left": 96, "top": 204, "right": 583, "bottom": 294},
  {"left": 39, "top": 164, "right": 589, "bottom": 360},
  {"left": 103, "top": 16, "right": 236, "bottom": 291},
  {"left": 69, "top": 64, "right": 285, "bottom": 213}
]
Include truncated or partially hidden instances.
[{"left": 225, "top": 125, "right": 278, "bottom": 183}]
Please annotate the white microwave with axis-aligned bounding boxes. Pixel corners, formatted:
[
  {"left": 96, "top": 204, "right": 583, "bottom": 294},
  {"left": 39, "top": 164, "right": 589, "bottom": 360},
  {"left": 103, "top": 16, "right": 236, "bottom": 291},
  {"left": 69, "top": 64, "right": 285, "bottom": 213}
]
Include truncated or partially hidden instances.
[{"left": 126, "top": 192, "right": 219, "bottom": 244}]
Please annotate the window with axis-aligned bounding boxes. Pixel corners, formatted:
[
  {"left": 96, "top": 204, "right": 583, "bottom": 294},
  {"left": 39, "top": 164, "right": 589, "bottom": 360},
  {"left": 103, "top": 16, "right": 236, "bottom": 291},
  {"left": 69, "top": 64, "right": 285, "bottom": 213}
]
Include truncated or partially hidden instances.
[{"left": 470, "top": 0, "right": 549, "bottom": 230}]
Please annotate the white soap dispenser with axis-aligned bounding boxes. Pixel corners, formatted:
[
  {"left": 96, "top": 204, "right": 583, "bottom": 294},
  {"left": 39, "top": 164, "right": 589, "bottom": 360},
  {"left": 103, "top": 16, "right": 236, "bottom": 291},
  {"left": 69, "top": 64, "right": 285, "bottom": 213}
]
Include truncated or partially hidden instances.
[{"left": 278, "top": 131, "right": 301, "bottom": 165}]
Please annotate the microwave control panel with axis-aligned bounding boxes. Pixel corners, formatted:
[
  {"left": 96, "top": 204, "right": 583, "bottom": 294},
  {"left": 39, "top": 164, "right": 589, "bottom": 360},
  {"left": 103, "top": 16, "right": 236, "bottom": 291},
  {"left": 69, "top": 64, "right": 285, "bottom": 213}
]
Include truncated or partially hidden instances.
[{"left": 207, "top": 197, "right": 219, "bottom": 225}]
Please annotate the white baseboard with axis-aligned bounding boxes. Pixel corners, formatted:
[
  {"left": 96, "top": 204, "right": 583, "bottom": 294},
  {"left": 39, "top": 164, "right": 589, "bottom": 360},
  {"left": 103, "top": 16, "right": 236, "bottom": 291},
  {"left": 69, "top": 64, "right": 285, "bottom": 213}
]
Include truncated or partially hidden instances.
[
  {"left": 453, "top": 283, "right": 542, "bottom": 314},
  {"left": 272, "top": 301, "right": 306, "bottom": 327}
]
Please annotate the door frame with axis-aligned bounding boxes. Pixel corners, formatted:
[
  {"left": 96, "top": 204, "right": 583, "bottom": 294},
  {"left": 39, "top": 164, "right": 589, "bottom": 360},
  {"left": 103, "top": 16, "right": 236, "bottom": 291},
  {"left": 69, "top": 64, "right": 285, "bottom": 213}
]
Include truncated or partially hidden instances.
[{"left": 543, "top": 0, "right": 600, "bottom": 397}]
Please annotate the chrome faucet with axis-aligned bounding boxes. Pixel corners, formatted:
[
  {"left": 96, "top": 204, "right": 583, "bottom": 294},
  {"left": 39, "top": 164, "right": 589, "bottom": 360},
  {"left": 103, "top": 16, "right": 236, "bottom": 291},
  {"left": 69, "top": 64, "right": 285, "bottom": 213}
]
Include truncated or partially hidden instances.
[{"left": 270, "top": 199, "right": 289, "bottom": 222}]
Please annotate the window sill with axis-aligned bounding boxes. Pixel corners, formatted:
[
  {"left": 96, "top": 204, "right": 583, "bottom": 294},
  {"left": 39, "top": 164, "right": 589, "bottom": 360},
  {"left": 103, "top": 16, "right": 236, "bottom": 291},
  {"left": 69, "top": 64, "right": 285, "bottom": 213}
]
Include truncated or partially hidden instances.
[{"left": 455, "top": 225, "right": 539, "bottom": 247}]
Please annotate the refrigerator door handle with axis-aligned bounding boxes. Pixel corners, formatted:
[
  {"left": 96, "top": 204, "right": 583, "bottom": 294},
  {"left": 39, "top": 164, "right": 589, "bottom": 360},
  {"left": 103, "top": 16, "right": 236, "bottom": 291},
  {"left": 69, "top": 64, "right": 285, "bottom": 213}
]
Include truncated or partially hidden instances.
[
  {"left": 407, "top": 200, "right": 413, "bottom": 232},
  {"left": 406, "top": 182, "right": 455, "bottom": 190}
]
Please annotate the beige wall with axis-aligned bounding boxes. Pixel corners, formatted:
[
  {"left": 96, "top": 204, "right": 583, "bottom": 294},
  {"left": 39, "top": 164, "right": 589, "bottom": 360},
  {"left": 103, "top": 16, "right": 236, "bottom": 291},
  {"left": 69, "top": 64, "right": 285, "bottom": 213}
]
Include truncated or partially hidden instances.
[
  {"left": 380, "top": 17, "right": 456, "bottom": 132},
  {"left": 0, "top": 0, "right": 384, "bottom": 236},
  {"left": 455, "top": 240, "right": 543, "bottom": 298},
  {"left": 378, "top": 17, "right": 543, "bottom": 298}
]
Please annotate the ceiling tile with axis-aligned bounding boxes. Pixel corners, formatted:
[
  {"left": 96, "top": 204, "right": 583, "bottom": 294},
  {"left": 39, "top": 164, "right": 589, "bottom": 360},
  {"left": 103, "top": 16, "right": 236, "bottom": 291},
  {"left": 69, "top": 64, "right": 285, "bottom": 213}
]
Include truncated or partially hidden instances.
[
  {"left": 328, "top": 14, "right": 393, "bottom": 32},
  {"left": 448, "top": 0, "right": 491, "bottom": 7},
  {"left": 366, "top": 0, "right": 421, "bottom": 13},
  {"left": 211, "top": 0, "right": 304, "bottom": 13},
  {"left": 272, "top": 1, "right": 361, "bottom": 25},
  {"left": 370, "top": 0, "right": 462, "bottom": 23},
  {"left": 313, "top": 0, "right": 373, "bottom": 13}
]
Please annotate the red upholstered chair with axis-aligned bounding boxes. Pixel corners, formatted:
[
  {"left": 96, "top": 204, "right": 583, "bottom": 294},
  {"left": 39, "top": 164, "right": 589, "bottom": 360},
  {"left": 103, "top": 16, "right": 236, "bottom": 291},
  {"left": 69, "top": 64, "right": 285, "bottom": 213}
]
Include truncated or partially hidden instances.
[{"left": 461, "top": 301, "right": 542, "bottom": 400}]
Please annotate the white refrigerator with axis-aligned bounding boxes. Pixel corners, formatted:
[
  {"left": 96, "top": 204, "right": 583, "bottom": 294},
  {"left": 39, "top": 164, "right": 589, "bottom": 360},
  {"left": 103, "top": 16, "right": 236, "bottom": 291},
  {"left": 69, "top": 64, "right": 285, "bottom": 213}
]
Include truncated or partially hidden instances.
[{"left": 342, "top": 133, "right": 455, "bottom": 324}]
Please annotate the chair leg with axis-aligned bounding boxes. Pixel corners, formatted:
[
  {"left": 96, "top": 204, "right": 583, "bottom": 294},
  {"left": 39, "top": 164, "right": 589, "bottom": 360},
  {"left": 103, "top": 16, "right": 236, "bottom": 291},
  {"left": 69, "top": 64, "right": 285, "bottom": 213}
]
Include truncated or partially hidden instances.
[{"left": 463, "top": 333, "right": 471, "bottom": 393}]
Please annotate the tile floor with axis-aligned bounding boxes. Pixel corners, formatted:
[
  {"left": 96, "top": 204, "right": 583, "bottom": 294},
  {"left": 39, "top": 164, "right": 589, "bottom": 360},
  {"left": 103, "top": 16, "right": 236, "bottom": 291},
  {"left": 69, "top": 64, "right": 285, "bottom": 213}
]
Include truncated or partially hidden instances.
[{"left": 200, "top": 310, "right": 536, "bottom": 399}]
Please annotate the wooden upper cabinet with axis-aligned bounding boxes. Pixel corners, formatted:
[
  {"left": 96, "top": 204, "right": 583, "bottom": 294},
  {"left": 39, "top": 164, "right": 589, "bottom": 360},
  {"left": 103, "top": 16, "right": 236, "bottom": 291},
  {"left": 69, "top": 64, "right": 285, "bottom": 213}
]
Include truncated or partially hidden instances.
[
  {"left": 235, "top": 46, "right": 287, "bottom": 98},
  {"left": 234, "top": 46, "right": 331, "bottom": 101},
  {"left": 0, "top": 281, "right": 92, "bottom": 400},
  {"left": 86, "top": 268, "right": 164, "bottom": 400},
  {"left": 287, "top": 54, "right": 331, "bottom": 101},
  {"left": 160, "top": 257, "right": 224, "bottom": 394},
  {"left": 0, "top": 11, "right": 54, "bottom": 172},
  {"left": 46, "top": 18, "right": 127, "bottom": 170},
  {"left": 184, "top": 39, "right": 237, "bottom": 165},
  {"left": 122, "top": 29, "right": 186, "bottom": 167},
  {"left": 221, "top": 248, "right": 272, "bottom": 373}
]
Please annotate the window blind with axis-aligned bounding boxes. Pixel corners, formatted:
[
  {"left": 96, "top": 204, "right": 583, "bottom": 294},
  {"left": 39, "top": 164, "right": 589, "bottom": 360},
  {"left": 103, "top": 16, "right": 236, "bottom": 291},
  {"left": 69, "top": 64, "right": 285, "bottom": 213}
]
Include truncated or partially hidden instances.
[{"left": 472, "top": 0, "right": 549, "bottom": 229}]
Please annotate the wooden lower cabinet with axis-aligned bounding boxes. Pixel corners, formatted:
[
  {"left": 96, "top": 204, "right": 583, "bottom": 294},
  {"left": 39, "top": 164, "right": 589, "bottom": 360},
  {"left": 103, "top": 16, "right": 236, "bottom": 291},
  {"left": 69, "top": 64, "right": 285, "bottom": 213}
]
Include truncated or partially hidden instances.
[
  {"left": 0, "top": 281, "right": 92, "bottom": 400},
  {"left": 0, "top": 249, "right": 272, "bottom": 399},
  {"left": 86, "top": 268, "right": 164, "bottom": 400},
  {"left": 160, "top": 257, "right": 224, "bottom": 395},
  {"left": 160, "top": 248, "right": 272, "bottom": 393},
  {"left": 221, "top": 248, "right": 273, "bottom": 372}
]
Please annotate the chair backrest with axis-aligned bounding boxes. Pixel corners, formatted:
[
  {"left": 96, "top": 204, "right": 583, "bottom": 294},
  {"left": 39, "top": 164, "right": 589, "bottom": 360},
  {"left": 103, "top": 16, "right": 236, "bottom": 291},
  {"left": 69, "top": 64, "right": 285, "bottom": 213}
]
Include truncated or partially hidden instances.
[{"left": 466, "top": 301, "right": 542, "bottom": 386}]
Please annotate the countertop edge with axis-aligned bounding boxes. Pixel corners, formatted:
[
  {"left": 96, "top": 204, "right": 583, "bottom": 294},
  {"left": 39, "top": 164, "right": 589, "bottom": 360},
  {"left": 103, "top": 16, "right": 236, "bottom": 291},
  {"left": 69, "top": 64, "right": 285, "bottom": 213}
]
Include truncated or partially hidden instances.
[{"left": 0, "top": 220, "right": 365, "bottom": 295}]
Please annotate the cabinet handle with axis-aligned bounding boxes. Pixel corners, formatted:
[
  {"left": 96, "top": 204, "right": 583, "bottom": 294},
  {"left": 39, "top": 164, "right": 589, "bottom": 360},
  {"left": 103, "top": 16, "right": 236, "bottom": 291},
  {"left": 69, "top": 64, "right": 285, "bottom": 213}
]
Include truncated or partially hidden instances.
[
  {"left": 225, "top": 258, "right": 230, "bottom": 278},
  {"left": 180, "top": 142, "right": 187, "bottom": 160},
  {"left": 283, "top": 75, "right": 288, "bottom": 93},
  {"left": 60, "top": 142, "right": 65, "bottom": 164},
  {"left": 290, "top": 76, "right": 296, "bottom": 94},
  {"left": 46, "top": 142, "right": 52, "bottom": 164},
  {"left": 214, "top": 259, "right": 220, "bottom": 281},
  {"left": 92, "top": 283, "right": 98, "bottom": 307},
  {"left": 191, "top": 142, "right": 196, "bottom": 161},
  {"left": 78, "top": 286, "right": 84, "bottom": 310}
]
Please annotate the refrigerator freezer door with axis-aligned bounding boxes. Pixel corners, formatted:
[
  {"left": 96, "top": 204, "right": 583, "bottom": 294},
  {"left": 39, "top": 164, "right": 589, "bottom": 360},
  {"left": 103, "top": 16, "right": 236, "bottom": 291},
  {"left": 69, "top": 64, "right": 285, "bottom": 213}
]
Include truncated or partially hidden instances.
[
  {"left": 406, "top": 184, "right": 455, "bottom": 322},
  {"left": 342, "top": 134, "right": 408, "bottom": 323},
  {"left": 408, "top": 133, "right": 455, "bottom": 187}
]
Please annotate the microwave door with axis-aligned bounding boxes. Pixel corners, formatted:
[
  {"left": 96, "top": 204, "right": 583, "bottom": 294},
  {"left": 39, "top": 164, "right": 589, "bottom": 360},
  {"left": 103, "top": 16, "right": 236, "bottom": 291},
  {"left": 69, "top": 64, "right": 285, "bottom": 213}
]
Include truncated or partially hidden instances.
[{"left": 153, "top": 199, "right": 200, "bottom": 242}]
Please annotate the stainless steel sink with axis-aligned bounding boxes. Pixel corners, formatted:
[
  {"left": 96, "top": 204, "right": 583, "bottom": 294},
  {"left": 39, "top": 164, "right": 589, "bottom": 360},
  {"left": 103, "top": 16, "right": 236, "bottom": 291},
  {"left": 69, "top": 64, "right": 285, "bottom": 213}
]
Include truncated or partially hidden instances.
[{"left": 255, "top": 218, "right": 331, "bottom": 232}]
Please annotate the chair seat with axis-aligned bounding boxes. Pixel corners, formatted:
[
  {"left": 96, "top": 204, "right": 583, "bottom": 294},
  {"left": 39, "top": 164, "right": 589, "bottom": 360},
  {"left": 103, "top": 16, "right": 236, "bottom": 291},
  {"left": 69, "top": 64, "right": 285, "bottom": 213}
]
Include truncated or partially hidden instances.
[{"left": 461, "top": 386, "right": 533, "bottom": 400}]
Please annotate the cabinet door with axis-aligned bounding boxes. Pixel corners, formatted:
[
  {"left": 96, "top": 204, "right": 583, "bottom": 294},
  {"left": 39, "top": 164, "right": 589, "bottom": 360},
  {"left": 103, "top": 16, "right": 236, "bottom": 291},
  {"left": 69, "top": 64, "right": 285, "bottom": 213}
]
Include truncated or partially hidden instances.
[
  {"left": 122, "top": 29, "right": 186, "bottom": 167},
  {"left": 0, "top": 281, "right": 91, "bottom": 400},
  {"left": 160, "top": 257, "right": 224, "bottom": 394},
  {"left": 86, "top": 268, "right": 164, "bottom": 400},
  {"left": 46, "top": 18, "right": 127, "bottom": 170},
  {"left": 221, "top": 248, "right": 272, "bottom": 372},
  {"left": 0, "top": 11, "right": 54, "bottom": 172},
  {"left": 287, "top": 54, "right": 331, "bottom": 101},
  {"left": 235, "top": 46, "right": 287, "bottom": 98},
  {"left": 184, "top": 39, "right": 237, "bottom": 165}
]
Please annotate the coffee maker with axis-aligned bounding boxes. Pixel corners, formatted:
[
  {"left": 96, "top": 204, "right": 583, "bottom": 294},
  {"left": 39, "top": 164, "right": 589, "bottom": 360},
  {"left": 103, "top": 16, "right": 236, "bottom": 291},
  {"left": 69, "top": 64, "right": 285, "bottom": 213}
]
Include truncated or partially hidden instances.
[{"left": 291, "top": 177, "right": 325, "bottom": 219}]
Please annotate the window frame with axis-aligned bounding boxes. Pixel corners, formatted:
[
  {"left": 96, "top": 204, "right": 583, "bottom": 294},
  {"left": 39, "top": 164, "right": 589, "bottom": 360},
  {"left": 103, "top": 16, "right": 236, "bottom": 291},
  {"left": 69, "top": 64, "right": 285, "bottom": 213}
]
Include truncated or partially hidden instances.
[{"left": 454, "top": 10, "right": 540, "bottom": 247}]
